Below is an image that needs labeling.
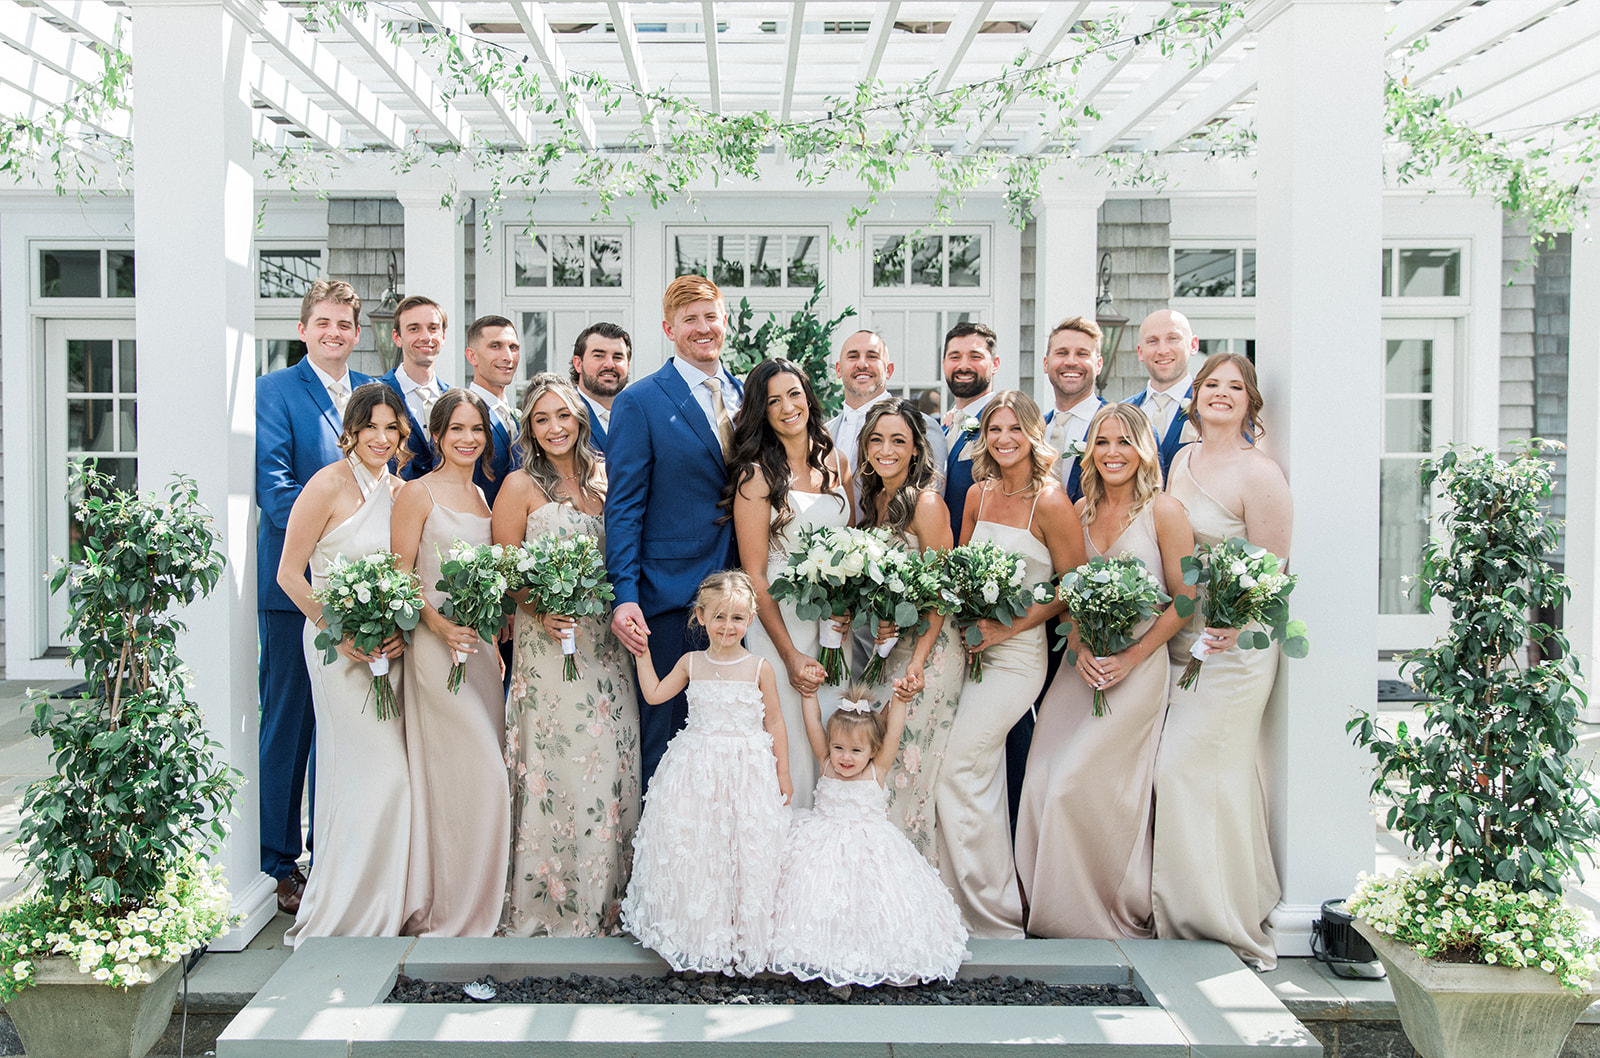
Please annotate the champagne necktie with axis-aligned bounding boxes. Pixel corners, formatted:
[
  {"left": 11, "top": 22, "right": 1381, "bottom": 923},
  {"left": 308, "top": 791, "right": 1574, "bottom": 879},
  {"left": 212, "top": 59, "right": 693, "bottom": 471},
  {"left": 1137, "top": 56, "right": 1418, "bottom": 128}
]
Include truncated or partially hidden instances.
[
  {"left": 328, "top": 381, "right": 349, "bottom": 417},
  {"left": 705, "top": 377, "right": 734, "bottom": 458}
]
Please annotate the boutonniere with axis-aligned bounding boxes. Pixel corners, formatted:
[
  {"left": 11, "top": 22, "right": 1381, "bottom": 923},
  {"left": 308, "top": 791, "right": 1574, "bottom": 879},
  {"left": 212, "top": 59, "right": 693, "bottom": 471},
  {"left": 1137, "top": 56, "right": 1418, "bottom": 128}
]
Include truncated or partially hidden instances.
[
  {"left": 1063, "top": 439, "right": 1087, "bottom": 462},
  {"left": 959, "top": 416, "right": 981, "bottom": 439}
]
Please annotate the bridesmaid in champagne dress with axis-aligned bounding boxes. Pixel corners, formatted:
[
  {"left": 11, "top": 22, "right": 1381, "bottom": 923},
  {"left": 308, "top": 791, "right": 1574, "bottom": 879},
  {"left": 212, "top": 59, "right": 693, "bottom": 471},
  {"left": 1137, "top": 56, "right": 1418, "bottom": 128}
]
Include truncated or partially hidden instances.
[
  {"left": 277, "top": 384, "right": 411, "bottom": 945},
  {"left": 1015, "top": 402, "right": 1194, "bottom": 940},
  {"left": 495, "top": 375, "right": 640, "bottom": 937},
  {"left": 933, "top": 392, "right": 1084, "bottom": 938},
  {"left": 1152, "top": 353, "right": 1293, "bottom": 969},
  {"left": 853, "top": 399, "right": 963, "bottom": 863},
  {"left": 391, "top": 389, "right": 510, "bottom": 937},
  {"left": 729, "top": 359, "right": 852, "bottom": 809}
]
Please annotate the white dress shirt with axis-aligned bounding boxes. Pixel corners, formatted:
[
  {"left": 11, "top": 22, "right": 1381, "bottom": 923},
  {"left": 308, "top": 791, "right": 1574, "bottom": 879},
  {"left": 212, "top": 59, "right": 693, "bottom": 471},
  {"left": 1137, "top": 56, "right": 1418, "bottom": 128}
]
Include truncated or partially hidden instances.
[
  {"left": 469, "top": 382, "right": 517, "bottom": 434},
  {"left": 580, "top": 391, "right": 612, "bottom": 435},
  {"left": 946, "top": 390, "right": 996, "bottom": 439},
  {"left": 307, "top": 359, "right": 351, "bottom": 413},
  {"left": 397, "top": 367, "right": 444, "bottom": 427},
  {"left": 833, "top": 391, "right": 894, "bottom": 471},
  {"left": 1138, "top": 376, "right": 1193, "bottom": 436},
  {"left": 1046, "top": 393, "right": 1101, "bottom": 453},
  {"left": 672, "top": 356, "right": 741, "bottom": 440}
]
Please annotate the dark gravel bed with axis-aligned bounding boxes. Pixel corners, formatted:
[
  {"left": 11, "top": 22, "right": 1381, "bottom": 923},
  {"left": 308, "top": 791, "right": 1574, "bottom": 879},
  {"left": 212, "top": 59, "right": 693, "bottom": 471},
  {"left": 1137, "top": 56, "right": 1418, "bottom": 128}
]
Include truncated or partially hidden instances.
[{"left": 388, "top": 971, "right": 1146, "bottom": 1007}]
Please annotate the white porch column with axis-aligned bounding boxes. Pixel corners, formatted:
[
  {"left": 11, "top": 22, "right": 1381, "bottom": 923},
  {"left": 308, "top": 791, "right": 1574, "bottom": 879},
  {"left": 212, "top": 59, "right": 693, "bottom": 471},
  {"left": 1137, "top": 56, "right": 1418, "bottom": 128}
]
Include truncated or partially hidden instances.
[
  {"left": 397, "top": 191, "right": 466, "bottom": 381},
  {"left": 1253, "top": 0, "right": 1382, "bottom": 954},
  {"left": 1032, "top": 191, "right": 1106, "bottom": 404},
  {"left": 129, "top": 0, "right": 276, "bottom": 948},
  {"left": 1563, "top": 210, "right": 1600, "bottom": 711}
]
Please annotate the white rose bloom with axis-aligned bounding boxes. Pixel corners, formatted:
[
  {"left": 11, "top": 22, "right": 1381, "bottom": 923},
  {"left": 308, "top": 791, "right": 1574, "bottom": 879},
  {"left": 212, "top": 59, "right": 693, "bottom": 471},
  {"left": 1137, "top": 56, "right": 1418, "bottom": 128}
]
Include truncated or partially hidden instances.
[
  {"left": 1238, "top": 574, "right": 1257, "bottom": 589},
  {"left": 1230, "top": 560, "right": 1248, "bottom": 576},
  {"left": 982, "top": 581, "right": 1000, "bottom": 604}
]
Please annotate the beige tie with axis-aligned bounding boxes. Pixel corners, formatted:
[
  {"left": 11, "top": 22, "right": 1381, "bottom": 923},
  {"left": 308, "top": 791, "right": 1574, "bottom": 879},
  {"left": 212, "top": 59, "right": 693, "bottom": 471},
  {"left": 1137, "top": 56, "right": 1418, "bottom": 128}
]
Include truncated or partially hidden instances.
[
  {"left": 496, "top": 398, "right": 518, "bottom": 435},
  {"left": 1147, "top": 391, "right": 1172, "bottom": 434},
  {"left": 328, "top": 380, "right": 349, "bottom": 417},
  {"left": 419, "top": 383, "right": 441, "bottom": 424},
  {"left": 705, "top": 377, "right": 734, "bottom": 458},
  {"left": 1045, "top": 415, "right": 1069, "bottom": 454}
]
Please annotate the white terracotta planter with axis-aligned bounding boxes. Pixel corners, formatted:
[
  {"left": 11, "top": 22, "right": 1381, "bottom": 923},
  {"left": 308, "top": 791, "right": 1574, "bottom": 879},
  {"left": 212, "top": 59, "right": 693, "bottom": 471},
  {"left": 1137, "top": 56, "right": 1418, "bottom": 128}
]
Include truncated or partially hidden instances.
[
  {"left": 4, "top": 956, "right": 182, "bottom": 1058},
  {"left": 1354, "top": 918, "right": 1597, "bottom": 1058}
]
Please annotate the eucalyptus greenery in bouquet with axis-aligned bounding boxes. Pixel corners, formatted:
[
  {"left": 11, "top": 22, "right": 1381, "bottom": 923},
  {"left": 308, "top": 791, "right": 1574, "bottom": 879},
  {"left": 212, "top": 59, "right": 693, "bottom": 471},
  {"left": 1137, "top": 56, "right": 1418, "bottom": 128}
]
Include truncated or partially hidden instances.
[
  {"left": 1347, "top": 442, "right": 1600, "bottom": 988},
  {"left": 313, "top": 550, "right": 424, "bottom": 719},
  {"left": 435, "top": 540, "right": 515, "bottom": 692},
  {"left": 1, "top": 468, "right": 238, "bottom": 999},
  {"left": 1056, "top": 554, "right": 1171, "bottom": 716},
  {"left": 852, "top": 544, "right": 945, "bottom": 686},
  {"left": 769, "top": 524, "right": 884, "bottom": 685},
  {"left": 1173, "top": 537, "right": 1307, "bottom": 690},
  {"left": 503, "top": 532, "right": 614, "bottom": 680},
  {"left": 938, "top": 540, "right": 1055, "bottom": 682}
]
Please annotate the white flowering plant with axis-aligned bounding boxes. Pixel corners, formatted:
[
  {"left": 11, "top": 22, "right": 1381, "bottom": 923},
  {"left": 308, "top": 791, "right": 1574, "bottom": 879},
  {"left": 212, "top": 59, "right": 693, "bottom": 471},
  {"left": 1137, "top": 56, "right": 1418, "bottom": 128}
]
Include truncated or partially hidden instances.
[
  {"left": 502, "top": 531, "right": 614, "bottom": 680},
  {"left": 938, "top": 540, "right": 1056, "bottom": 682},
  {"left": 1056, "top": 554, "right": 1171, "bottom": 716},
  {"left": 852, "top": 544, "right": 946, "bottom": 686},
  {"left": 1347, "top": 868, "right": 1600, "bottom": 991},
  {"left": 1173, "top": 537, "right": 1307, "bottom": 691},
  {"left": 770, "top": 525, "right": 887, "bottom": 684},
  {"left": 313, "top": 550, "right": 424, "bottom": 719},
  {"left": 435, "top": 540, "right": 515, "bottom": 693}
]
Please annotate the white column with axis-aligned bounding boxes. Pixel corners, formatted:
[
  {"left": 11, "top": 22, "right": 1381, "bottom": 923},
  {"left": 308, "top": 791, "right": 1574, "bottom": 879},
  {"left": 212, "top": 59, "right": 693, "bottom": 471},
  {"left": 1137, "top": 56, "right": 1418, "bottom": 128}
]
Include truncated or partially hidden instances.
[
  {"left": 397, "top": 191, "right": 466, "bottom": 382},
  {"left": 129, "top": 0, "right": 276, "bottom": 949},
  {"left": 1253, "top": 0, "right": 1383, "bottom": 955},
  {"left": 1031, "top": 191, "right": 1107, "bottom": 405},
  {"left": 1563, "top": 209, "right": 1600, "bottom": 713}
]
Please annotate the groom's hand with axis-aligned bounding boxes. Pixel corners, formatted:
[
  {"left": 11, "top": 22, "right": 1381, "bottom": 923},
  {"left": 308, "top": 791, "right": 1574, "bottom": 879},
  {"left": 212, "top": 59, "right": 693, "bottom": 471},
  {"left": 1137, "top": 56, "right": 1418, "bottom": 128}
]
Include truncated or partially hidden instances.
[{"left": 612, "top": 602, "right": 650, "bottom": 655}]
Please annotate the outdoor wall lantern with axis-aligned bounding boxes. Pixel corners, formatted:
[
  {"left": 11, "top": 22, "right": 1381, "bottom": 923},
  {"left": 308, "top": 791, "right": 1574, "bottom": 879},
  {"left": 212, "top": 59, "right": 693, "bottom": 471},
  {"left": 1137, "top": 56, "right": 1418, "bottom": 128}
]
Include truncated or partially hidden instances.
[
  {"left": 1094, "top": 251, "right": 1129, "bottom": 360},
  {"left": 368, "top": 250, "right": 402, "bottom": 366}
]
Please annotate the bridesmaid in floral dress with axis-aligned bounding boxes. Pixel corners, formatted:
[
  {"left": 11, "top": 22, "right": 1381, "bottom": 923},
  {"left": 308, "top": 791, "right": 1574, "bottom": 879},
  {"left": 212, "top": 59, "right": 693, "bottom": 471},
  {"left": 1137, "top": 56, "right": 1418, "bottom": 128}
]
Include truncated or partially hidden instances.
[
  {"left": 494, "top": 374, "right": 640, "bottom": 937},
  {"left": 854, "top": 398, "right": 963, "bottom": 863}
]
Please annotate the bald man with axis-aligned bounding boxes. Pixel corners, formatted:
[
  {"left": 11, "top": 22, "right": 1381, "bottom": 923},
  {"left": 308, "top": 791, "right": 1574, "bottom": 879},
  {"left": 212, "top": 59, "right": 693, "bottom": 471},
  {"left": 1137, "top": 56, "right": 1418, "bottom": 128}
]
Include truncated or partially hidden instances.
[{"left": 1125, "top": 308, "right": 1200, "bottom": 478}]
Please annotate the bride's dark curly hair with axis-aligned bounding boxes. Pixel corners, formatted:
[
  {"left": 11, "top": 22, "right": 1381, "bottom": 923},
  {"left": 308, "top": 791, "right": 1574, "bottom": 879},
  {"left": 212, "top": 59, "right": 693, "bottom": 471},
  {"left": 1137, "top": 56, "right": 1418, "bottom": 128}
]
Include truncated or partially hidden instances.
[{"left": 718, "top": 358, "right": 843, "bottom": 535}]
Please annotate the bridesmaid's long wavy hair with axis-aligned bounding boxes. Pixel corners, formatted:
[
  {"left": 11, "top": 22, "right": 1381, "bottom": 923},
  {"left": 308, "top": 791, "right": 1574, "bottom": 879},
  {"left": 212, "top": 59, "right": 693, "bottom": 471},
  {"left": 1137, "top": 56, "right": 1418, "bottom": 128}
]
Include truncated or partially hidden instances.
[
  {"left": 1078, "top": 403, "right": 1162, "bottom": 529},
  {"left": 515, "top": 372, "right": 605, "bottom": 507},
  {"left": 968, "top": 390, "right": 1057, "bottom": 487},
  {"left": 339, "top": 383, "right": 413, "bottom": 471},
  {"left": 1186, "top": 352, "right": 1266, "bottom": 442},
  {"left": 720, "top": 358, "right": 842, "bottom": 535},
  {"left": 856, "top": 399, "right": 937, "bottom": 536},
  {"left": 427, "top": 388, "right": 496, "bottom": 479}
]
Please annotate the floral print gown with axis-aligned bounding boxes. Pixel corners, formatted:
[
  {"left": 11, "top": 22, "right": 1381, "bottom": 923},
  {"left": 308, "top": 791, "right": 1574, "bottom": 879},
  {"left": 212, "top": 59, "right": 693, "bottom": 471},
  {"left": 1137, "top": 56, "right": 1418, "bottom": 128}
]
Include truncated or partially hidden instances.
[{"left": 501, "top": 501, "right": 641, "bottom": 937}]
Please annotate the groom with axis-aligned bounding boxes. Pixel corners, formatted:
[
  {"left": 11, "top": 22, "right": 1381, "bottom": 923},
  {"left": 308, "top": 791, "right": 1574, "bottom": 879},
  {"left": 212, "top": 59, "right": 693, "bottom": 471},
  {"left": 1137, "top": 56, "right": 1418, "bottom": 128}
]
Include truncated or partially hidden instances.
[{"left": 607, "top": 275, "right": 743, "bottom": 787}]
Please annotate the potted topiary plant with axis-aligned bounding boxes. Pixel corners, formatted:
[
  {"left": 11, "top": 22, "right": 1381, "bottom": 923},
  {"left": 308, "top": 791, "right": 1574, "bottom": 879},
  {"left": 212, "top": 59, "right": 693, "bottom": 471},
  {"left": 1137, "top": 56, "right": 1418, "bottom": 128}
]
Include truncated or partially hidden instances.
[
  {"left": 0, "top": 468, "right": 238, "bottom": 1058},
  {"left": 1347, "top": 441, "right": 1600, "bottom": 1058}
]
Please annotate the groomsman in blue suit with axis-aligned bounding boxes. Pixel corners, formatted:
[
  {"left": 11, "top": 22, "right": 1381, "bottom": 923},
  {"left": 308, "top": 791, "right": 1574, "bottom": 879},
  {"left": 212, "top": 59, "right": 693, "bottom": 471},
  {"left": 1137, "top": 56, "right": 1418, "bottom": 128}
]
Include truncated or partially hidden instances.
[
  {"left": 462, "top": 315, "right": 523, "bottom": 506},
  {"left": 940, "top": 321, "right": 1000, "bottom": 544},
  {"left": 376, "top": 295, "right": 451, "bottom": 479},
  {"left": 1041, "top": 316, "right": 1106, "bottom": 504},
  {"left": 255, "top": 279, "right": 374, "bottom": 913},
  {"left": 569, "top": 321, "right": 632, "bottom": 452},
  {"left": 608, "top": 275, "right": 743, "bottom": 787},
  {"left": 1125, "top": 308, "right": 1199, "bottom": 480}
]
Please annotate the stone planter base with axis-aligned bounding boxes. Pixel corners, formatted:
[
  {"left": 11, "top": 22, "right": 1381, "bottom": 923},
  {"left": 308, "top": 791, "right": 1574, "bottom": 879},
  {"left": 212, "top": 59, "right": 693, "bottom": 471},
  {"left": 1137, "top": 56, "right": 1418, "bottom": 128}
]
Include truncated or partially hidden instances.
[
  {"left": 1354, "top": 918, "right": 1597, "bottom": 1058},
  {"left": 5, "top": 956, "right": 183, "bottom": 1058}
]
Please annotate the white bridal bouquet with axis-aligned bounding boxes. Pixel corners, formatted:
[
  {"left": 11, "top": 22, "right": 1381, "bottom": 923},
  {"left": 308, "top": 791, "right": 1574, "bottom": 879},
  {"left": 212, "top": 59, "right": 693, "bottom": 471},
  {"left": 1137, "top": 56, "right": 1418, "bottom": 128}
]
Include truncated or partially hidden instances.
[
  {"left": 851, "top": 543, "right": 947, "bottom": 686},
  {"left": 502, "top": 532, "right": 614, "bottom": 681},
  {"left": 435, "top": 540, "right": 515, "bottom": 693},
  {"left": 313, "top": 550, "right": 425, "bottom": 720},
  {"left": 938, "top": 540, "right": 1056, "bottom": 682},
  {"left": 1056, "top": 554, "right": 1171, "bottom": 716},
  {"left": 770, "top": 524, "right": 887, "bottom": 685},
  {"left": 1174, "top": 537, "right": 1307, "bottom": 691}
]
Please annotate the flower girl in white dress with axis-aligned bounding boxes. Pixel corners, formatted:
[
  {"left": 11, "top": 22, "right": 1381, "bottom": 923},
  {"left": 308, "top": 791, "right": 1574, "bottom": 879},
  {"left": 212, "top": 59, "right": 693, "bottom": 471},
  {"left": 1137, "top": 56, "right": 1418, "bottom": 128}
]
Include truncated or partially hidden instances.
[
  {"left": 770, "top": 684, "right": 969, "bottom": 986},
  {"left": 620, "top": 571, "right": 793, "bottom": 976}
]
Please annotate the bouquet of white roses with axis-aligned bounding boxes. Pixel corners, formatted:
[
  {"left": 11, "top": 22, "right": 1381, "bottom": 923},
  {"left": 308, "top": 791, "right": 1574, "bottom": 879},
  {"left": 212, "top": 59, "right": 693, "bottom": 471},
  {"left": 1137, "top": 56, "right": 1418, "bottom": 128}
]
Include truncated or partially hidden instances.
[
  {"left": 435, "top": 540, "right": 515, "bottom": 693},
  {"left": 938, "top": 541, "right": 1055, "bottom": 682},
  {"left": 769, "top": 524, "right": 884, "bottom": 685},
  {"left": 313, "top": 550, "right": 424, "bottom": 720},
  {"left": 852, "top": 543, "right": 946, "bottom": 686},
  {"left": 502, "top": 532, "right": 614, "bottom": 681},
  {"left": 1174, "top": 537, "right": 1307, "bottom": 691},
  {"left": 1056, "top": 554, "right": 1171, "bottom": 716}
]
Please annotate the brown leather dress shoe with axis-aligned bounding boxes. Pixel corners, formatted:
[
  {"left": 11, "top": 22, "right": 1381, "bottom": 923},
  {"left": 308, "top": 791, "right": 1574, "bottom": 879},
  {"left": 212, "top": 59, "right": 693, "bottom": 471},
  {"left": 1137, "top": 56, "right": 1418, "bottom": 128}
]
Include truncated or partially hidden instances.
[{"left": 276, "top": 866, "right": 308, "bottom": 914}]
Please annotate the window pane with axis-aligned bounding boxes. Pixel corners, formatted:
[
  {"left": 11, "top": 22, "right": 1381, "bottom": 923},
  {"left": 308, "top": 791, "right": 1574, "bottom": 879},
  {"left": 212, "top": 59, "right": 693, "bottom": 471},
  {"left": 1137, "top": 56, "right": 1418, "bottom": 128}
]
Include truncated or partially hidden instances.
[
  {"left": 872, "top": 235, "right": 905, "bottom": 287},
  {"left": 1240, "top": 250, "right": 1256, "bottom": 297},
  {"left": 107, "top": 251, "right": 136, "bottom": 297},
  {"left": 712, "top": 235, "right": 745, "bottom": 288},
  {"left": 1385, "top": 338, "right": 1432, "bottom": 393},
  {"left": 1381, "top": 248, "right": 1393, "bottom": 296},
  {"left": 787, "top": 235, "right": 820, "bottom": 288},
  {"left": 258, "top": 338, "right": 307, "bottom": 376},
  {"left": 910, "top": 236, "right": 943, "bottom": 286},
  {"left": 1380, "top": 458, "right": 1429, "bottom": 615},
  {"left": 41, "top": 250, "right": 101, "bottom": 297},
  {"left": 948, "top": 234, "right": 981, "bottom": 287},
  {"left": 749, "top": 234, "right": 781, "bottom": 288},
  {"left": 121, "top": 399, "right": 137, "bottom": 449},
  {"left": 69, "top": 399, "right": 115, "bottom": 451},
  {"left": 1398, "top": 248, "right": 1461, "bottom": 297},
  {"left": 1174, "top": 248, "right": 1236, "bottom": 298},
  {"left": 119, "top": 339, "right": 136, "bottom": 394},
  {"left": 674, "top": 235, "right": 707, "bottom": 277},
  {"left": 1198, "top": 338, "right": 1232, "bottom": 358},
  {"left": 259, "top": 249, "right": 321, "bottom": 299},
  {"left": 589, "top": 236, "right": 623, "bottom": 287},
  {"left": 514, "top": 236, "right": 549, "bottom": 287},
  {"left": 1385, "top": 397, "right": 1431, "bottom": 453},
  {"left": 519, "top": 311, "right": 550, "bottom": 377},
  {"left": 551, "top": 235, "right": 585, "bottom": 287},
  {"left": 68, "top": 340, "right": 113, "bottom": 394}
]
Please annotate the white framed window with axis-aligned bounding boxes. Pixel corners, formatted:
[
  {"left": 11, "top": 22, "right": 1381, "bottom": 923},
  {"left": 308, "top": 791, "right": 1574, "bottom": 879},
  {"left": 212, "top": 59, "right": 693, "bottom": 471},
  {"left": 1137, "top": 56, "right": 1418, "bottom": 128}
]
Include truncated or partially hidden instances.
[
  {"left": 507, "top": 228, "right": 629, "bottom": 292},
  {"left": 34, "top": 246, "right": 136, "bottom": 302},
  {"left": 868, "top": 226, "right": 988, "bottom": 295},
  {"left": 256, "top": 244, "right": 327, "bottom": 314},
  {"left": 861, "top": 308, "right": 985, "bottom": 420},
  {"left": 255, "top": 319, "right": 309, "bottom": 377},
  {"left": 509, "top": 306, "right": 630, "bottom": 408},
  {"left": 669, "top": 228, "right": 825, "bottom": 293},
  {"left": 1172, "top": 244, "right": 1256, "bottom": 300},
  {"left": 1382, "top": 244, "right": 1465, "bottom": 301}
]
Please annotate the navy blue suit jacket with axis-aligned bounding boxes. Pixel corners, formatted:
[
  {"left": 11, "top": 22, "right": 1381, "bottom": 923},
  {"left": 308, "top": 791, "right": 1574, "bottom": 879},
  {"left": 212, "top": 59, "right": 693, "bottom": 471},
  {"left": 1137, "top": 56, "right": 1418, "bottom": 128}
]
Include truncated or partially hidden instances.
[
  {"left": 1045, "top": 398, "right": 1105, "bottom": 503},
  {"left": 605, "top": 360, "right": 741, "bottom": 619},
  {"left": 376, "top": 367, "right": 450, "bottom": 480},
  {"left": 471, "top": 397, "right": 523, "bottom": 508},
  {"left": 943, "top": 426, "right": 979, "bottom": 544},
  {"left": 1127, "top": 383, "right": 1194, "bottom": 480},
  {"left": 256, "top": 358, "right": 374, "bottom": 612},
  {"left": 579, "top": 391, "right": 609, "bottom": 453}
]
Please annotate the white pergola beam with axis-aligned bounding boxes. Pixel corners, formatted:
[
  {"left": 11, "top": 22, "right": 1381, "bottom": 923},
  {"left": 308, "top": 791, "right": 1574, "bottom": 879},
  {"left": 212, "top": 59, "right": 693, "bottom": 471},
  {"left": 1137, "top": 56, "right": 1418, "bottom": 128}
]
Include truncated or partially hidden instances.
[
  {"left": 1472, "top": 67, "right": 1600, "bottom": 139},
  {"left": 252, "top": 106, "right": 289, "bottom": 151},
  {"left": 0, "top": 59, "right": 130, "bottom": 139},
  {"left": 1135, "top": 53, "right": 1255, "bottom": 153},
  {"left": 251, "top": 0, "right": 406, "bottom": 148},
  {"left": 0, "top": 81, "right": 114, "bottom": 163},
  {"left": 929, "top": 1, "right": 993, "bottom": 95},
  {"left": 1402, "top": 0, "right": 1571, "bottom": 85},
  {"left": 1385, "top": 0, "right": 1476, "bottom": 53},
  {"left": 1428, "top": 0, "right": 1600, "bottom": 107},
  {"left": 0, "top": 4, "right": 113, "bottom": 86},
  {"left": 28, "top": 0, "right": 127, "bottom": 53},
  {"left": 334, "top": 5, "right": 468, "bottom": 146},
  {"left": 856, "top": 1, "right": 901, "bottom": 83},
  {"left": 779, "top": 1, "right": 805, "bottom": 122},
  {"left": 509, "top": 0, "right": 600, "bottom": 148},
  {"left": 703, "top": 0, "right": 722, "bottom": 111},
  {"left": 953, "top": 1, "right": 1084, "bottom": 153},
  {"left": 608, "top": 1, "right": 661, "bottom": 143},
  {"left": 248, "top": 52, "right": 345, "bottom": 151},
  {"left": 1010, "top": 11, "right": 1155, "bottom": 157},
  {"left": 413, "top": 1, "right": 535, "bottom": 147}
]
